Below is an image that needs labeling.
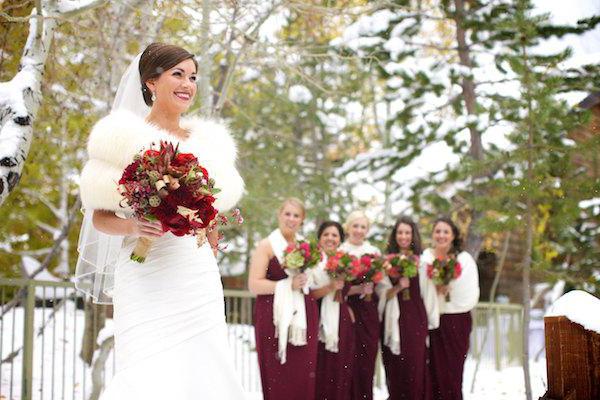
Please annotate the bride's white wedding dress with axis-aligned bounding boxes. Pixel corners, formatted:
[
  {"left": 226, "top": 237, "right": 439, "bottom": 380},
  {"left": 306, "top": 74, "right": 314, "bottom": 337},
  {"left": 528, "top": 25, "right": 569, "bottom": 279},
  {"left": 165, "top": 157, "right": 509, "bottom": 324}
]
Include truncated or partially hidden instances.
[
  {"left": 102, "top": 234, "right": 244, "bottom": 399},
  {"left": 77, "top": 110, "right": 246, "bottom": 399}
]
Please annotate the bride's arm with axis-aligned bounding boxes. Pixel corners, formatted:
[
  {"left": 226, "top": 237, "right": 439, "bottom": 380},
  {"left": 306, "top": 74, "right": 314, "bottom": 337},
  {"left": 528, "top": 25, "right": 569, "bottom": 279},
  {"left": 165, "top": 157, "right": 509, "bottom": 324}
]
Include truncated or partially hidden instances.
[
  {"left": 248, "top": 239, "right": 277, "bottom": 295},
  {"left": 207, "top": 228, "right": 219, "bottom": 256},
  {"left": 92, "top": 210, "right": 163, "bottom": 238}
]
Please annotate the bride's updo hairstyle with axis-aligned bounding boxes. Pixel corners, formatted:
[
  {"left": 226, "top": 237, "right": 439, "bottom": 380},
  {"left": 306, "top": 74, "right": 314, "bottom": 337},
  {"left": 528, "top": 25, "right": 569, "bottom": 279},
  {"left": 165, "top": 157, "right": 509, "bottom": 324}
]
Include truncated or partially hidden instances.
[{"left": 138, "top": 42, "right": 198, "bottom": 106}]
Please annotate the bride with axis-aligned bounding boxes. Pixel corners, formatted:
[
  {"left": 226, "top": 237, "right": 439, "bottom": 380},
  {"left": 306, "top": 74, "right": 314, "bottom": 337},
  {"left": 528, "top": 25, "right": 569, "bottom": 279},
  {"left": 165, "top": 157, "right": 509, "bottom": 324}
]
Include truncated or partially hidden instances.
[{"left": 75, "top": 43, "right": 246, "bottom": 399}]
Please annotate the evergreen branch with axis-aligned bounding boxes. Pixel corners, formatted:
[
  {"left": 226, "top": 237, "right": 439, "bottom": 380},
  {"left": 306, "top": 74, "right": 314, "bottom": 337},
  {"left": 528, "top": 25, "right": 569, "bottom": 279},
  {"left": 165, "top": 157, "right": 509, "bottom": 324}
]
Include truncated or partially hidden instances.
[{"left": 537, "top": 15, "right": 600, "bottom": 39}]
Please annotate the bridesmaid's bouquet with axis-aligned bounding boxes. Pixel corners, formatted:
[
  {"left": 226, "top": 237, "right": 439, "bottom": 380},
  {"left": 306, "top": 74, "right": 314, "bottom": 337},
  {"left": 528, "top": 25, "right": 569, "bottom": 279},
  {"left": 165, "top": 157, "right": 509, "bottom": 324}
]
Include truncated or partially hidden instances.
[
  {"left": 325, "top": 251, "right": 356, "bottom": 302},
  {"left": 383, "top": 253, "right": 419, "bottom": 300},
  {"left": 350, "top": 254, "right": 385, "bottom": 301},
  {"left": 118, "top": 141, "right": 219, "bottom": 263},
  {"left": 283, "top": 239, "right": 323, "bottom": 294},
  {"left": 427, "top": 256, "right": 462, "bottom": 302}
]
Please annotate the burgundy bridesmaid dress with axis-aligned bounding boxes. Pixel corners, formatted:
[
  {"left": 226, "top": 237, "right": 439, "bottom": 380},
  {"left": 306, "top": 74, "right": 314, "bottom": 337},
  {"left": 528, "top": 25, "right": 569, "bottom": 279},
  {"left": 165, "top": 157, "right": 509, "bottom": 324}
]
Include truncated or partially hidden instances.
[
  {"left": 316, "top": 284, "right": 355, "bottom": 400},
  {"left": 347, "top": 292, "right": 380, "bottom": 400},
  {"left": 254, "top": 257, "right": 319, "bottom": 400},
  {"left": 381, "top": 275, "right": 431, "bottom": 400},
  {"left": 428, "top": 312, "right": 472, "bottom": 400}
]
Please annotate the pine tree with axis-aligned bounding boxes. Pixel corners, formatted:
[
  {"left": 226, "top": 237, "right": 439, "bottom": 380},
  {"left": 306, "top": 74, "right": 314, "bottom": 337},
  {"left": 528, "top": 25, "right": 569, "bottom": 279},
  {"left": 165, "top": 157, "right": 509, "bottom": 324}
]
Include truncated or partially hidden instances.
[{"left": 335, "top": 0, "right": 600, "bottom": 260}]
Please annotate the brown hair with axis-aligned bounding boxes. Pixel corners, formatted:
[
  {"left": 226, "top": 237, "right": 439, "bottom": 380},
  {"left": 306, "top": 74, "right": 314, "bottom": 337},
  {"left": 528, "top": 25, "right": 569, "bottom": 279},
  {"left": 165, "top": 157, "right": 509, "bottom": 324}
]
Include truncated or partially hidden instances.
[
  {"left": 138, "top": 43, "right": 198, "bottom": 106},
  {"left": 318, "top": 221, "right": 345, "bottom": 243},
  {"left": 432, "top": 216, "right": 463, "bottom": 255},
  {"left": 386, "top": 215, "right": 422, "bottom": 255}
]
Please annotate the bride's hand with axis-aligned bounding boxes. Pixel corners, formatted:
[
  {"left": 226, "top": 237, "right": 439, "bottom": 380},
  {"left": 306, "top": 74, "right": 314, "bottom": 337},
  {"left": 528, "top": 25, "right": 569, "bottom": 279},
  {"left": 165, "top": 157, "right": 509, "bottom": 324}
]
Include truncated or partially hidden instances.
[
  {"left": 292, "top": 273, "right": 308, "bottom": 290},
  {"left": 129, "top": 218, "right": 164, "bottom": 238}
]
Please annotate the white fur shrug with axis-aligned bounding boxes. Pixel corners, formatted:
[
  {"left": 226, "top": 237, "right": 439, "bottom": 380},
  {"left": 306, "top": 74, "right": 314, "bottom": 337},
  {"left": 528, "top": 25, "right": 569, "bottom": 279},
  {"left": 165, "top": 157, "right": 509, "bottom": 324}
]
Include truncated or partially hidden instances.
[{"left": 79, "top": 110, "right": 244, "bottom": 212}]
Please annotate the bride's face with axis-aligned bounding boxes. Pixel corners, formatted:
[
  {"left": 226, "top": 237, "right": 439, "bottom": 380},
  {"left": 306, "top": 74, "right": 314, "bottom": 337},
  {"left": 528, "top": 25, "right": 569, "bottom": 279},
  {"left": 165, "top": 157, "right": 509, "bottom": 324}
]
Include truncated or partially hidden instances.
[{"left": 146, "top": 59, "right": 197, "bottom": 114}]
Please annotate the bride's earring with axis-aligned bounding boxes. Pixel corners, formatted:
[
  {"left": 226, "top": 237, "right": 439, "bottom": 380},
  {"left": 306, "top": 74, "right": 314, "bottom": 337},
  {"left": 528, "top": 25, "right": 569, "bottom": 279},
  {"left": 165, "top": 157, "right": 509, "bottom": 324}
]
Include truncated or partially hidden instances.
[{"left": 151, "top": 91, "right": 157, "bottom": 102}]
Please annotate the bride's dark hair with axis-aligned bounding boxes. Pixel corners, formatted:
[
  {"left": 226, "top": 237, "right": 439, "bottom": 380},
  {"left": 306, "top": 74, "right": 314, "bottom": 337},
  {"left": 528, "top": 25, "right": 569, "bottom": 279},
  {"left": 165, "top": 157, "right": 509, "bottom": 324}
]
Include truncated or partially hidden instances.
[{"left": 138, "top": 42, "right": 198, "bottom": 106}]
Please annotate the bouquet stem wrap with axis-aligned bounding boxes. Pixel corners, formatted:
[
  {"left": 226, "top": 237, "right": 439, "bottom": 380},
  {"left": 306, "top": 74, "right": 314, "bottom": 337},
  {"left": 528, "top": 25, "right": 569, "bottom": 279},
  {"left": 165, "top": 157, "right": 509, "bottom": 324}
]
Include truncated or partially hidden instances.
[
  {"left": 334, "top": 289, "right": 343, "bottom": 303},
  {"left": 131, "top": 237, "right": 155, "bottom": 263}
]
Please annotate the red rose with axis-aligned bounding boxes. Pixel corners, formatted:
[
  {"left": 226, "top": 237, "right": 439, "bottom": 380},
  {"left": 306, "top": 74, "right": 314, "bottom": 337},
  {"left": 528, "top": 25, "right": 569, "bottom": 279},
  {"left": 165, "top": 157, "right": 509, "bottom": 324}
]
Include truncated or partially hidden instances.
[
  {"left": 299, "top": 242, "right": 311, "bottom": 259},
  {"left": 372, "top": 271, "right": 384, "bottom": 284},
  {"left": 350, "top": 259, "right": 364, "bottom": 278},
  {"left": 427, "top": 264, "right": 434, "bottom": 279},
  {"left": 199, "top": 166, "right": 209, "bottom": 180},
  {"left": 144, "top": 149, "right": 160, "bottom": 158},
  {"left": 454, "top": 263, "right": 462, "bottom": 279},
  {"left": 164, "top": 187, "right": 200, "bottom": 209},
  {"left": 160, "top": 213, "right": 191, "bottom": 236},
  {"left": 388, "top": 267, "right": 400, "bottom": 279},
  {"left": 195, "top": 204, "right": 218, "bottom": 228},
  {"left": 326, "top": 256, "right": 340, "bottom": 272},
  {"left": 360, "top": 255, "right": 372, "bottom": 268},
  {"left": 173, "top": 152, "right": 198, "bottom": 167}
]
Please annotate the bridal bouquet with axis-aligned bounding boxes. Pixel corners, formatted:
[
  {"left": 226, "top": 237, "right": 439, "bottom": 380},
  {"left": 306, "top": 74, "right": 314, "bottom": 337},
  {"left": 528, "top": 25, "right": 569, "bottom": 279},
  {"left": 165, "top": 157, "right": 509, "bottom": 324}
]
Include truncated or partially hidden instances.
[
  {"left": 426, "top": 256, "right": 462, "bottom": 301},
  {"left": 283, "top": 239, "right": 322, "bottom": 294},
  {"left": 382, "top": 253, "right": 419, "bottom": 300},
  {"left": 118, "top": 141, "right": 219, "bottom": 263}
]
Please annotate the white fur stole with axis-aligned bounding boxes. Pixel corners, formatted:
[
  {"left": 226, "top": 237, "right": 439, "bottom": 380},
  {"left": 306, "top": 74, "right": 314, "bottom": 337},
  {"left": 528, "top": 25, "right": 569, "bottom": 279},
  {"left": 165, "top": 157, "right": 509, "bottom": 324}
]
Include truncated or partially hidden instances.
[{"left": 79, "top": 109, "right": 244, "bottom": 212}]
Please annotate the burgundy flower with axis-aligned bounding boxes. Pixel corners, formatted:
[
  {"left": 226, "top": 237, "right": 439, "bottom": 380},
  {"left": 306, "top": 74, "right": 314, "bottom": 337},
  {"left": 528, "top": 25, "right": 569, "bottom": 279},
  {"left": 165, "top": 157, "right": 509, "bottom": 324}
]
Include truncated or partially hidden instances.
[{"left": 119, "top": 160, "right": 141, "bottom": 184}]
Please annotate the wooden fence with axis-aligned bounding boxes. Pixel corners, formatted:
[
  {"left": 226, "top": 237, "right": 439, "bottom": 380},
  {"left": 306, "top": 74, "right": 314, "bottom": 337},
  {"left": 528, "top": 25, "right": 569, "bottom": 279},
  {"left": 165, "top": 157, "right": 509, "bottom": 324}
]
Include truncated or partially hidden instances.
[{"left": 541, "top": 316, "right": 600, "bottom": 400}]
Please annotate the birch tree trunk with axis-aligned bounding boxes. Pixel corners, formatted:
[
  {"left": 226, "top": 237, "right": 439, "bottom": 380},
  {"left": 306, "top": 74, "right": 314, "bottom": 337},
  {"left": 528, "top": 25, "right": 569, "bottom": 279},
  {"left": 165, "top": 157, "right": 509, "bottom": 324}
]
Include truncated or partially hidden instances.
[{"left": 0, "top": 0, "right": 107, "bottom": 206}]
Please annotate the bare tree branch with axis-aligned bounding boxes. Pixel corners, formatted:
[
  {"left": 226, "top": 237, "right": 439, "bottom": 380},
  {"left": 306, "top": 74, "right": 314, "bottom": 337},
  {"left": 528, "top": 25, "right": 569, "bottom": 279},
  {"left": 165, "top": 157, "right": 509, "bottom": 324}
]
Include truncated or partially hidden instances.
[{"left": 0, "top": 196, "right": 81, "bottom": 318}]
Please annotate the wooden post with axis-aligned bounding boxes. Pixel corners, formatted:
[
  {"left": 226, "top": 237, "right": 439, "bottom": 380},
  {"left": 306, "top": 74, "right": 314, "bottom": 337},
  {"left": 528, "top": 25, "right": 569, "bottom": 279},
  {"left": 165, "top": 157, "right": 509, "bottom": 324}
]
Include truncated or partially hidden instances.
[{"left": 541, "top": 316, "right": 600, "bottom": 400}]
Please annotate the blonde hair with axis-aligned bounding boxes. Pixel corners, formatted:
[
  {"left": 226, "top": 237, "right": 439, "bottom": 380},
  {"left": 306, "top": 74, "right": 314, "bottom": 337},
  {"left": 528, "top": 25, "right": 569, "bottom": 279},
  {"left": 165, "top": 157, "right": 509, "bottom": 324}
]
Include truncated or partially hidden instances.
[
  {"left": 344, "top": 210, "right": 370, "bottom": 232},
  {"left": 278, "top": 197, "right": 306, "bottom": 219}
]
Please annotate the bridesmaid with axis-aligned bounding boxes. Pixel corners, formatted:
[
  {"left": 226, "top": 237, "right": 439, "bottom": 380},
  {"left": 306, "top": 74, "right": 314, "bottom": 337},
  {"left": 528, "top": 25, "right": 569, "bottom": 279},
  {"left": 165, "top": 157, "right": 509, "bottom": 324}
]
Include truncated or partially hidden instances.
[
  {"left": 422, "top": 217, "right": 480, "bottom": 400},
  {"left": 377, "top": 216, "right": 438, "bottom": 400},
  {"left": 248, "top": 198, "right": 319, "bottom": 400},
  {"left": 339, "top": 211, "right": 380, "bottom": 400},
  {"left": 312, "top": 221, "right": 355, "bottom": 400}
]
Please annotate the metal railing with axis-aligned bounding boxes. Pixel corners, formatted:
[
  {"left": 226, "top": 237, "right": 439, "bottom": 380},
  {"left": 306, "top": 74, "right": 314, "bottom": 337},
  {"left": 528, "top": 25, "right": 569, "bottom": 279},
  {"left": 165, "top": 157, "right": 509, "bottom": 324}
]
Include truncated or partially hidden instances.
[
  {"left": 1, "top": 278, "right": 523, "bottom": 399},
  {"left": 0, "top": 278, "right": 117, "bottom": 400},
  {"left": 470, "top": 302, "right": 524, "bottom": 370}
]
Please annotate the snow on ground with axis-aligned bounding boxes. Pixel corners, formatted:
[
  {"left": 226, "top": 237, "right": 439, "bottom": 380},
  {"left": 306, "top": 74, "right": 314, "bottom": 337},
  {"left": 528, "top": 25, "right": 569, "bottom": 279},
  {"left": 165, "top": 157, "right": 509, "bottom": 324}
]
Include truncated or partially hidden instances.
[{"left": 2, "top": 302, "right": 548, "bottom": 399}]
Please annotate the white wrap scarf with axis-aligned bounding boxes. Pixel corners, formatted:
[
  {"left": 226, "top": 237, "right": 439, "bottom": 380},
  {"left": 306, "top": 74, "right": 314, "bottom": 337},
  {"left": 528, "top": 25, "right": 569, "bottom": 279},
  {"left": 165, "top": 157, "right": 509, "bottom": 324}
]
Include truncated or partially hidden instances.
[
  {"left": 311, "top": 255, "right": 341, "bottom": 353},
  {"left": 376, "top": 276, "right": 401, "bottom": 355},
  {"left": 420, "top": 249, "right": 480, "bottom": 316},
  {"left": 270, "top": 229, "right": 312, "bottom": 364}
]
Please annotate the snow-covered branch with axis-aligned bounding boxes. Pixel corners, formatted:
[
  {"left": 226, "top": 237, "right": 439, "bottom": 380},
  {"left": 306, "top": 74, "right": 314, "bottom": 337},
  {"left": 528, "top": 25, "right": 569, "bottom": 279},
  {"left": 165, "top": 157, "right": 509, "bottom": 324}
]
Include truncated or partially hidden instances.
[{"left": 0, "top": 0, "right": 107, "bottom": 207}]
